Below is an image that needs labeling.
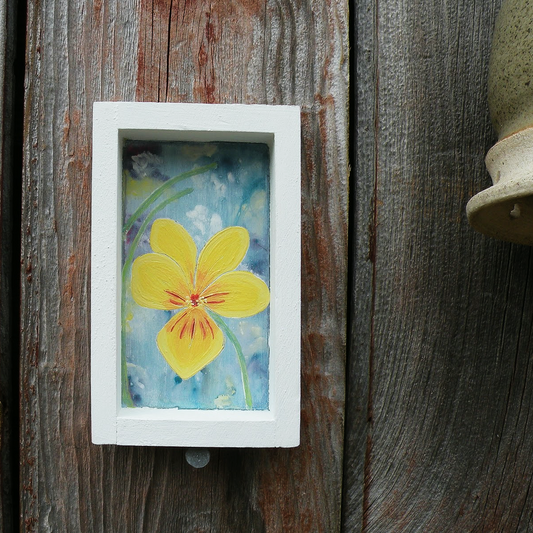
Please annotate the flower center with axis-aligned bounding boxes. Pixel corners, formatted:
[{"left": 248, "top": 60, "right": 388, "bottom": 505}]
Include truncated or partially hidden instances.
[{"left": 190, "top": 293, "right": 200, "bottom": 307}]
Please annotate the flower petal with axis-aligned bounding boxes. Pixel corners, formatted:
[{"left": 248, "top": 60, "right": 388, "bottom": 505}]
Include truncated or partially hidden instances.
[
  {"left": 131, "top": 253, "right": 190, "bottom": 310},
  {"left": 150, "top": 218, "right": 197, "bottom": 288},
  {"left": 196, "top": 226, "right": 249, "bottom": 291},
  {"left": 202, "top": 271, "right": 270, "bottom": 318},
  {"left": 156, "top": 308, "right": 225, "bottom": 380}
]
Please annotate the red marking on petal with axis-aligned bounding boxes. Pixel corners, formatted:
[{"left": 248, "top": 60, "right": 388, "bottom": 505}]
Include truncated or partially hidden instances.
[
  {"left": 205, "top": 318, "right": 215, "bottom": 339},
  {"left": 165, "top": 289, "right": 186, "bottom": 307},
  {"left": 203, "top": 291, "right": 229, "bottom": 306},
  {"left": 199, "top": 320, "right": 207, "bottom": 340},
  {"left": 169, "top": 312, "right": 187, "bottom": 332},
  {"left": 179, "top": 321, "right": 188, "bottom": 339},
  {"left": 165, "top": 290, "right": 185, "bottom": 301},
  {"left": 202, "top": 291, "right": 230, "bottom": 299},
  {"left": 191, "top": 318, "right": 196, "bottom": 338}
]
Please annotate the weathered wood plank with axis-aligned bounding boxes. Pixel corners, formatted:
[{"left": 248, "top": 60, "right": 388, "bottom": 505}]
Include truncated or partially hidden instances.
[
  {"left": 346, "top": 0, "right": 533, "bottom": 530},
  {"left": 0, "top": 0, "right": 21, "bottom": 531},
  {"left": 20, "top": 1, "right": 349, "bottom": 531}
]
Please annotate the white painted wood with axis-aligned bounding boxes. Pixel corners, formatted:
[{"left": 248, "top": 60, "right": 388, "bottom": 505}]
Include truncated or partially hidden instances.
[
  {"left": 91, "top": 102, "right": 301, "bottom": 448},
  {"left": 91, "top": 104, "right": 121, "bottom": 444}
]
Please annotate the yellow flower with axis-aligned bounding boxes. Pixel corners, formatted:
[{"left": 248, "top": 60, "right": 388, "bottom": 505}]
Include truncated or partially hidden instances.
[{"left": 130, "top": 219, "right": 270, "bottom": 380}]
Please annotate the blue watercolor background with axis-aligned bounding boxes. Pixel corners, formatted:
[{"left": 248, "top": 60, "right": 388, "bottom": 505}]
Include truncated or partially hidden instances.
[{"left": 122, "top": 141, "right": 270, "bottom": 410}]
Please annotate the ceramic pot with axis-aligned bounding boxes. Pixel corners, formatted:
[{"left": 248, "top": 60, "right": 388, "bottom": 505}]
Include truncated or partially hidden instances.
[{"left": 467, "top": 0, "right": 533, "bottom": 244}]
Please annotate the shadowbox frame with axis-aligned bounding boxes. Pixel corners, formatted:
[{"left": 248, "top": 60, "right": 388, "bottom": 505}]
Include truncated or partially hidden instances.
[{"left": 91, "top": 102, "right": 301, "bottom": 448}]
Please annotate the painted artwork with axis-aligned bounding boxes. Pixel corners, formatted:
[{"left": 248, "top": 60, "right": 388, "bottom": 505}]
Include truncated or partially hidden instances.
[{"left": 121, "top": 141, "right": 270, "bottom": 410}]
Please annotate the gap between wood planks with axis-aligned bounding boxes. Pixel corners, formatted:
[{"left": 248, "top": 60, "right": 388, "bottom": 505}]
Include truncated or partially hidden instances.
[
  {"left": 1, "top": 0, "right": 27, "bottom": 530},
  {"left": 341, "top": 0, "right": 379, "bottom": 530}
]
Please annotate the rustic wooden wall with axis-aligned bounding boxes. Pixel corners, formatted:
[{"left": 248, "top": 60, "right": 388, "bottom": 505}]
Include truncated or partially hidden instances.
[
  {"left": 19, "top": 0, "right": 348, "bottom": 532},
  {"left": 5, "top": 0, "right": 533, "bottom": 530},
  {"left": 345, "top": 0, "right": 533, "bottom": 531}
]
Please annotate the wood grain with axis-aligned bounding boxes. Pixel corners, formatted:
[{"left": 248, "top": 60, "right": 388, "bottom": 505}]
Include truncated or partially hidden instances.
[
  {"left": 345, "top": 0, "right": 533, "bottom": 530},
  {"left": 20, "top": 1, "right": 348, "bottom": 531}
]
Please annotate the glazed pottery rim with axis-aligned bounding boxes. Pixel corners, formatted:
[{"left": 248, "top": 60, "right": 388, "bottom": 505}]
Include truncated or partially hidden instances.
[
  {"left": 467, "top": 126, "right": 533, "bottom": 245},
  {"left": 467, "top": 180, "right": 533, "bottom": 244}
]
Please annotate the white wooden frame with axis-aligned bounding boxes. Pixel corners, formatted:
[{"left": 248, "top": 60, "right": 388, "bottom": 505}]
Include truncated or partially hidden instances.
[{"left": 91, "top": 102, "right": 301, "bottom": 447}]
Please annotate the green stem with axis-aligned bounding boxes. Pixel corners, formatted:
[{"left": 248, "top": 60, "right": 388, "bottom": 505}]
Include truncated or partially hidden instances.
[
  {"left": 121, "top": 187, "right": 194, "bottom": 407},
  {"left": 123, "top": 162, "right": 216, "bottom": 237},
  {"left": 208, "top": 311, "right": 253, "bottom": 409},
  {"left": 121, "top": 338, "right": 134, "bottom": 407}
]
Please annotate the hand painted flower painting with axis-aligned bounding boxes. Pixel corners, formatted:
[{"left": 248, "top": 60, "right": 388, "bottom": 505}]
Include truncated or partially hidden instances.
[{"left": 121, "top": 141, "right": 270, "bottom": 410}]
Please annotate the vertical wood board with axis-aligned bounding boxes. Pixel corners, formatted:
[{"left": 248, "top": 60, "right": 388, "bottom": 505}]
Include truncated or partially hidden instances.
[
  {"left": 346, "top": 0, "right": 533, "bottom": 530},
  {"left": 20, "top": 1, "right": 349, "bottom": 531}
]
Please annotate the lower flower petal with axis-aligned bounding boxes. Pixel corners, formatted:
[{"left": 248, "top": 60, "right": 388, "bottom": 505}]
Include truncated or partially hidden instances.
[
  {"left": 156, "top": 308, "right": 225, "bottom": 380},
  {"left": 202, "top": 271, "right": 270, "bottom": 318}
]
